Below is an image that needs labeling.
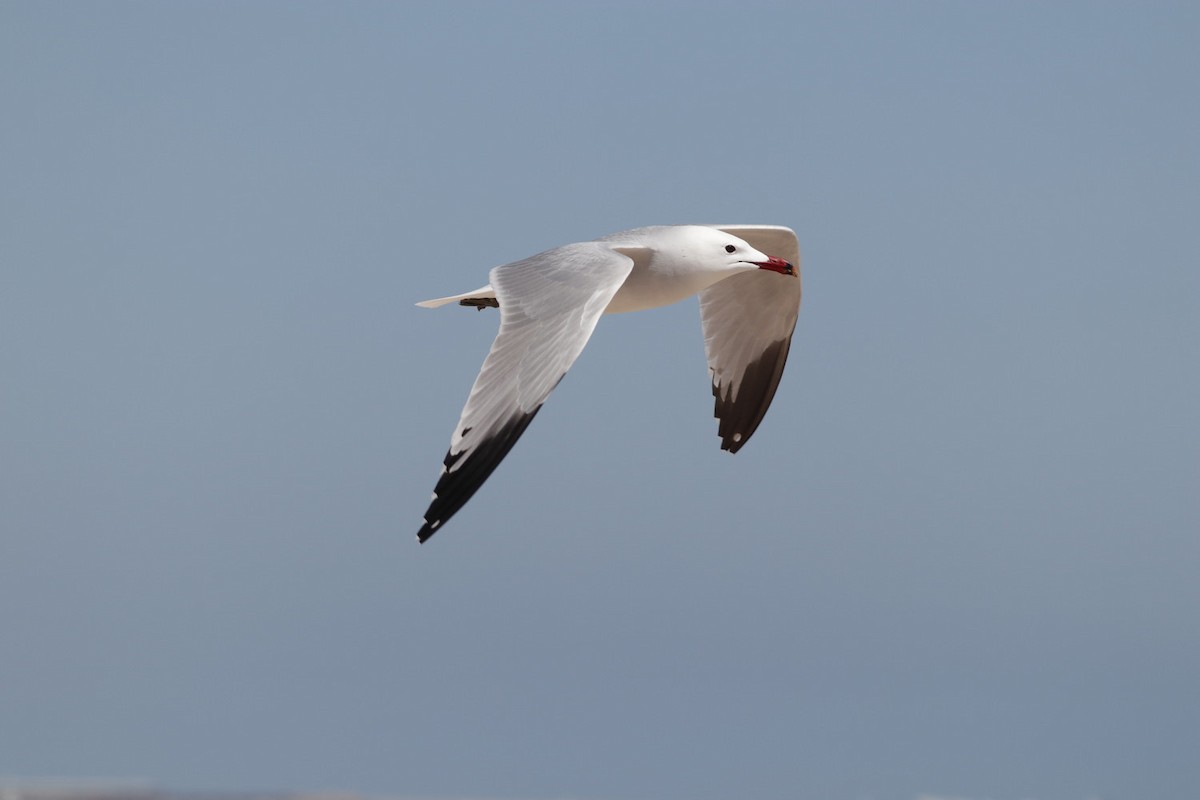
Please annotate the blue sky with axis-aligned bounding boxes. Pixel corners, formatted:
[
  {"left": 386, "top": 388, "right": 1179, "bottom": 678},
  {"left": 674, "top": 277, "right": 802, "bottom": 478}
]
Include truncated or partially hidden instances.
[{"left": 1, "top": 3, "right": 1197, "bottom": 799}]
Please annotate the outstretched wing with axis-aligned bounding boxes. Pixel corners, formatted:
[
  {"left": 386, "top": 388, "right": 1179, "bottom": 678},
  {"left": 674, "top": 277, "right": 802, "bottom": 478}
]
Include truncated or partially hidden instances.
[
  {"left": 419, "top": 242, "right": 648, "bottom": 542},
  {"left": 699, "top": 225, "right": 802, "bottom": 453}
]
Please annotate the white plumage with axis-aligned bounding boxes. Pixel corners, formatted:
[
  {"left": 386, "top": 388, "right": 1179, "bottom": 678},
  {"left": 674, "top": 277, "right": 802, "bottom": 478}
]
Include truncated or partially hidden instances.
[{"left": 416, "top": 224, "right": 802, "bottom": 542}]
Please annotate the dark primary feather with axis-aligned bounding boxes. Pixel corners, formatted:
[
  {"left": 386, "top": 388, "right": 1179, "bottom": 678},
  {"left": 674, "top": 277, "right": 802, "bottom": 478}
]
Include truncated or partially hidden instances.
[
  {"left": 712, "top": 336, "right": 792, "bottom": 453},
  {"left": 418, "top": 406, "right": 543, "bottom": 542}
]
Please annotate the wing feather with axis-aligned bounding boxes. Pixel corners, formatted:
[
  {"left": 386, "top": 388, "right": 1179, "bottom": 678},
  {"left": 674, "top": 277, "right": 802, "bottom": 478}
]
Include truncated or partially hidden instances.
[
  {"left": 418, "top": 242, "right": 646, "bottom": 541},
  {"left": 700, "top": 226, "right": 802, "bottom": 453}
]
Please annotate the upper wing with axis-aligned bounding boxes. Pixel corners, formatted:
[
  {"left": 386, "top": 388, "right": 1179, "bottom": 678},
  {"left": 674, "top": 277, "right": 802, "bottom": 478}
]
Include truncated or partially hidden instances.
[
  {"left": 699, "top": 225, "right": 802, "bottom": 453},
  {"left": 418, "top": 242, "right": 648, "bottom": 542}
]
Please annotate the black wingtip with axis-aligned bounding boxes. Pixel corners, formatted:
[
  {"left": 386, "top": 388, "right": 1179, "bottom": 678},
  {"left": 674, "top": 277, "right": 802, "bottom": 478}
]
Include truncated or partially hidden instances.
[
  {"left": 713, "top": 337, "right": 792, "bottom": 453},
  {"left": 416, "top": 406, "right": 543, "bottom": 542},
  {"left": 719, "top": 436, "right": 746, "bottom": 455}
]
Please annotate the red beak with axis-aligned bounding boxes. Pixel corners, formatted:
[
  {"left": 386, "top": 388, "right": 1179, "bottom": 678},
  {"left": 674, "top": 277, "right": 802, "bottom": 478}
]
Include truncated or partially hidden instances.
[{"left": 754, "top": 255, "right": 796, "bottom": 276}]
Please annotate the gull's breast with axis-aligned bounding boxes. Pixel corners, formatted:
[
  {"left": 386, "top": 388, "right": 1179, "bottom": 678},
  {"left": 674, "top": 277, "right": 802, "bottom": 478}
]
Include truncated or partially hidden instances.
[{"left": 605, "top": 260, "right": 741, "bottom": 315}]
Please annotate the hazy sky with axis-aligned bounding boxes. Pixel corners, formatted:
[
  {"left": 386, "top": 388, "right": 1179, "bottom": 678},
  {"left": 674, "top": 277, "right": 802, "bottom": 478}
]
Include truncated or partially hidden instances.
[{"left": 2, "top": 3, "right": 1197, "bottom": 800}]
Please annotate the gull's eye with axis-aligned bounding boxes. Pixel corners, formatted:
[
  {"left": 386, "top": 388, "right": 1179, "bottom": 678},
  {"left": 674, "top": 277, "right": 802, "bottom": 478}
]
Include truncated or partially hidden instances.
[{"left": 725, "top": 244, "right": 736, "bottom": 253}]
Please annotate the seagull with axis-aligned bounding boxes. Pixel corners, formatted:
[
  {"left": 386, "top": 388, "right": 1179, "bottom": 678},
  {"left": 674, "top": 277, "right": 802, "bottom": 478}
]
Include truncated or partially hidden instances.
[{"left": 415, "top": 224, "right": 802, "bottom": 542}]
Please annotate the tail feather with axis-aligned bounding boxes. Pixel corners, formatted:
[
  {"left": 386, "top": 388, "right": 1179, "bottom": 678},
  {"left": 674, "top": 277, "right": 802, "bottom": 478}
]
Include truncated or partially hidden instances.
[{"left": 416, "top": 284, "right": 496, "bottom": 309}]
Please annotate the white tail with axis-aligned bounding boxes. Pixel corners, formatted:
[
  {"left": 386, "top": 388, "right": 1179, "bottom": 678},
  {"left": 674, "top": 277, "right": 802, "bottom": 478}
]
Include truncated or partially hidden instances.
[{"left": 415, "top": 284, "right": 497, "bottom": 309}]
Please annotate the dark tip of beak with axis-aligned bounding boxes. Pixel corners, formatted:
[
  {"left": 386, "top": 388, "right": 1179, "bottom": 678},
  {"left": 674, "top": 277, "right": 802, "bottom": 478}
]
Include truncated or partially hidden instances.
[{"left": 755, "top": 255, "right": 796, "bottom": 276}]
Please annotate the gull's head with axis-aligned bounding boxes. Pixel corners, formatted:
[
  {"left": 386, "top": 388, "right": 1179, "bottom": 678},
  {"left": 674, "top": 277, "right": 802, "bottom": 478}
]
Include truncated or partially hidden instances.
[{"left": 677, "top": 226, "right": 797, "bottom": 277}]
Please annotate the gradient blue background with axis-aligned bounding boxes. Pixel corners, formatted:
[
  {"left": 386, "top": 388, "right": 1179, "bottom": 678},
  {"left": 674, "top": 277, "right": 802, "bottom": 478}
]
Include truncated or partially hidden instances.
[{"left": 2, "top": 3, "right": 1197, "bottom": 799}]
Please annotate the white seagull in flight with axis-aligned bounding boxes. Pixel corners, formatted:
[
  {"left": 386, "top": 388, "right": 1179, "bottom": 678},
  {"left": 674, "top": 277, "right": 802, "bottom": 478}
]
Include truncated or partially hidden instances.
[{"left": 415, "top": 224, "right": 802, "bottom": 542}]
